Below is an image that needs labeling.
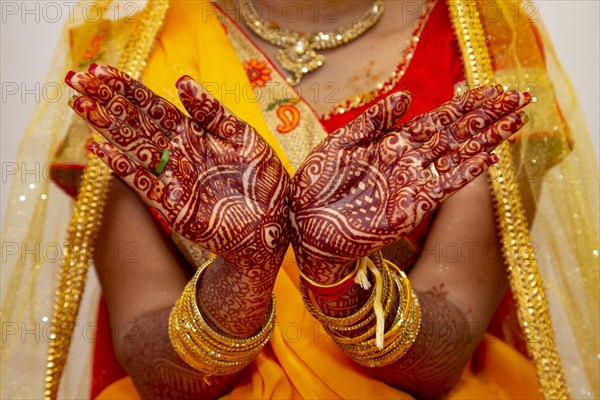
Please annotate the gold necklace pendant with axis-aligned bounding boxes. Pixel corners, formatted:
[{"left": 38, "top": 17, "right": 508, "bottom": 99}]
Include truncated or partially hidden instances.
[
  {"left": 275, "top": 41, "right": 326, "bottom": 86},
  {"left": 240, "top": 0, "right": 385, "bottom": 85}
]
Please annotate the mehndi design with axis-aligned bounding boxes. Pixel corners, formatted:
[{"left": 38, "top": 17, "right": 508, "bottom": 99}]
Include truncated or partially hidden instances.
[
  {"left": 66, "top": 64, "right": 290, "bottom": 281},
  {"left": 290, "top": 85, "right": 530, "bottom": 284}
]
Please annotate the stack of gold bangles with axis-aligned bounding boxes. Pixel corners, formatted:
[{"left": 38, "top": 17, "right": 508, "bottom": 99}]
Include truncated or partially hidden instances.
[
  {"left": 301, "top": 252, "right": 421, "bottom": 368},
  {"left": 168, "top": 259, "right": 276, "bottom": 376}
]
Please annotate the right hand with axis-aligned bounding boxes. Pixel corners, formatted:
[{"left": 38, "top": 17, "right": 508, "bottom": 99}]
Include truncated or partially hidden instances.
[{"left": 66, "top": 65, "right": 290, "bottom": 271}]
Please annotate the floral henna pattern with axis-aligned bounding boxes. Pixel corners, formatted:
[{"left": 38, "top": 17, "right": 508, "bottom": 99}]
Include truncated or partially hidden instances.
[
  {"left": 69, "top": 95, "right": 168, "bottom": 171},
  {"left": 290, "top": 86, "right": 530, "bottom": 285}
]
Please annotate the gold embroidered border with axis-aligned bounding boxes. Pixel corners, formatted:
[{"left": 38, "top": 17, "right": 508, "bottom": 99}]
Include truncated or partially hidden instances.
[
  {"left": 43, "top": 2, "right": 170, "bottom": 399},
  {"left": 447, "top": 1, "right": 568, "bottom": 398}
]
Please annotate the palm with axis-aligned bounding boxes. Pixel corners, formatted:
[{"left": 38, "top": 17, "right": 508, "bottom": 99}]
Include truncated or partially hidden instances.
[
  {"left": 291, "top": 86, "right": 530, "bottom": 283},
  {"left": 67, "top": 65, "right": 289, "bottom": 268},
  {"left": 154, "top": 84, "right": 288, "bottom": 260}
]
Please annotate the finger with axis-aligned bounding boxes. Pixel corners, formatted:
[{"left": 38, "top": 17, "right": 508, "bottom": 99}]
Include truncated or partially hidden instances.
[
  {"left": 89, "top": 64, "right": 187, "bottom": 139},
  {"left": 395, "top": 84, "right": 504, "bottom": 144},
  {"left": 434, "top": 111, "right": 528, "bottom": 173},
  {"left": 66, "top": 71, "right": 170, "bottom": 149},
  {"left": 176, "top": 75, "right": 261, "bottom": 150},
  {"left": 69, "top": 95, "right": 167, "bottom": 172},
  {"left": 415, "top": 152, "right": 498, "bottom": 211},
  {"left": 336, "top": 90, "right": 413, "bottom": 147},
  {"left": 176, "top": 75, "right": 247, "bottom": 141},
  {"left": 88, "top": 140, "right": 170, "bottom": 216},
  {"left": 417, "top": 90, "right": 530, "bottom": 165},
  {"left": 450, "top": 90, "right": 530, "bottom": 141}
]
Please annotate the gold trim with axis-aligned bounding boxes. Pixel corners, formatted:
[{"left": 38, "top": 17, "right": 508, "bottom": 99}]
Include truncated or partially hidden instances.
[
  {"left": 43, "top": 1, "right": 170, "bottom": 398},
  {"left": 448, "top": 1, "right": 568, "bottom": 398}
]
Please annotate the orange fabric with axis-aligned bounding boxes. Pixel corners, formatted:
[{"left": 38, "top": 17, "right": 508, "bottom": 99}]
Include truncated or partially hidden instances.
[
  {"left": 96, "top": 1, "right": 541, "bottom": 398},
  {"left": 98, "top": 333, "right": 541, "bottom": 399}
]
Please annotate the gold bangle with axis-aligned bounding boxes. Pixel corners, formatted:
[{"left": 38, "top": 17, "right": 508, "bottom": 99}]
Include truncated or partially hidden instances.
[
  {"left": 340, "top": 263, "right": 421, "bottom": 368},
  {"left": 324, "top": 266, "right": 397, "bottom": 343},
  {"left": 168, "top": 259, "right": 275, "bottom": 376},
  {"left": 346, "top": 266, "right": 413, "bottom": 350},
  {"left": 299, "top": 260, "right": 360, "bottom": 300},
  {"left": 335, "top": 264, "right": 410, "bottom": 353},
  {"left": 184, "top": 262, "right": 275, "bottom": 348},
  {"left": 349, "top": 291, "right": 421, "bottom": 367},
  {"left": 300, "top": 261, "right": 389, "bottom": 328}
]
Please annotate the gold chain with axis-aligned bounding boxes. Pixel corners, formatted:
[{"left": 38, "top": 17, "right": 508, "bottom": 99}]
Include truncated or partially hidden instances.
[{"left": 239, "top": 0, "right": 384, "bottom": 85}]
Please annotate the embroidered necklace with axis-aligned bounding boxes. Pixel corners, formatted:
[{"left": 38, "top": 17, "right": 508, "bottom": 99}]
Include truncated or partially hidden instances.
[{"left": 239, "top": 0, "right": 385, "bottom": 85}]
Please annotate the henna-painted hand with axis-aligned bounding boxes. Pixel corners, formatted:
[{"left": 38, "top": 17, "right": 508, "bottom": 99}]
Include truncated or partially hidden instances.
[
  {"left": 66, "top": 65, "right": 290, "bottom": 271},
  {"left": 290, "top": 85, "right": 531, "bottom": 283}
]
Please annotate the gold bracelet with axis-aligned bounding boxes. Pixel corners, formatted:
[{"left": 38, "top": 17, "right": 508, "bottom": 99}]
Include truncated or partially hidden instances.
[
  {"left": 299, "top": 260, "right": 361, "bottom": 300},
  {"left": 333, "top": 263, "right": 410, "bottom": 353},
  {"left": 324, "top": 266, "right": 398, "bottom": 344},
  {"left": 342, "top": 266, "right": 414, "bottom": 351},
  {"left": 300, "top": 260, "right": 390, "bottom": 328},
  {"left": 168, "top": 259, "right": 275, "bottom": 376},
  {"left": 341, "top": 263, "right": 421, "bottom": 368},
  {"left": 349, "top": 291, "right": 421, "bottom": 367}
]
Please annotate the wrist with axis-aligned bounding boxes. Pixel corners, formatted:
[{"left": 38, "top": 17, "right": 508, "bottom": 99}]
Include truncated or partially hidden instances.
[
  {"left": 307, "top": 257, "right": 374, "bottom": 318},
  {"left": 169, "top": 259, "right": 276, "bottom": 377},
  {"left": 197, "top": 256, "right": 277, "bottom": 338}
]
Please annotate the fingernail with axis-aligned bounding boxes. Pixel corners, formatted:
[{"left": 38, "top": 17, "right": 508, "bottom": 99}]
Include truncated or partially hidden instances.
[
  {"left": 88, "top": 63, "right": 98, "bottom": 74},
  {"left": 523, "top": 91, "right": 532, "bottom": 104},
  {"left": 175, "top": 75, "right": 192, "bottom": 87},
  {"left": 65, "top": 70, "right": 76, "bottom": 84},
  {"left": 491, "top": 153, "right": 499, "bottom": 163},
  {"left": 67, "top": 95, "right": 78, "bottom": 107},
  {"left": 87, "top": 141, "right": 97, "bottom": 152},
  {"left": 494, "top": 83, "right": 504, "bottom": 93},
  {"left": 517, "top": 111, "right": 529, "bottom": 124}
]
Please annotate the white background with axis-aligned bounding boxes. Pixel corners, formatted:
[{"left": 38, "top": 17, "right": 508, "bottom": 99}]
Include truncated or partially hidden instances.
[{"left": 1, "top": 0, "right": 599, "bottom": 222}]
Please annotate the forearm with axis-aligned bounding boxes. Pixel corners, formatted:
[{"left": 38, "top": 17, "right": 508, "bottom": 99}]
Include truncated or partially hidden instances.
[
  {"left": 366, "top": 290, "right": 478, "bottom": 399},
  {"left": 313, "top": 268, "right": 480, "bottom": 398},
  {"left": 120, "top": 307, "right": 237, "bottom": 400},
  {"left": 198, "top": 255, "right": 280, "bottom": 337}
]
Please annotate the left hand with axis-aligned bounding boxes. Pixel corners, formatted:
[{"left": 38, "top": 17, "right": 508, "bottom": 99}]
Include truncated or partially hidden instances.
[{"left": 290, "top": 86, "right": 530, "bottom": 284}]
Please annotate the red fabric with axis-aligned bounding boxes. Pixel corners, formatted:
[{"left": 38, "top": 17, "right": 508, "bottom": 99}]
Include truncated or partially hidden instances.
[
  {"left": 91, "top": 297, "right": 128, "bottom": 399},
  {"left": 320, "top": 1, "right": 464, "bottom": 132},
  {"left": 49, "top": 163, "right": 85, "bottom": 197}
]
